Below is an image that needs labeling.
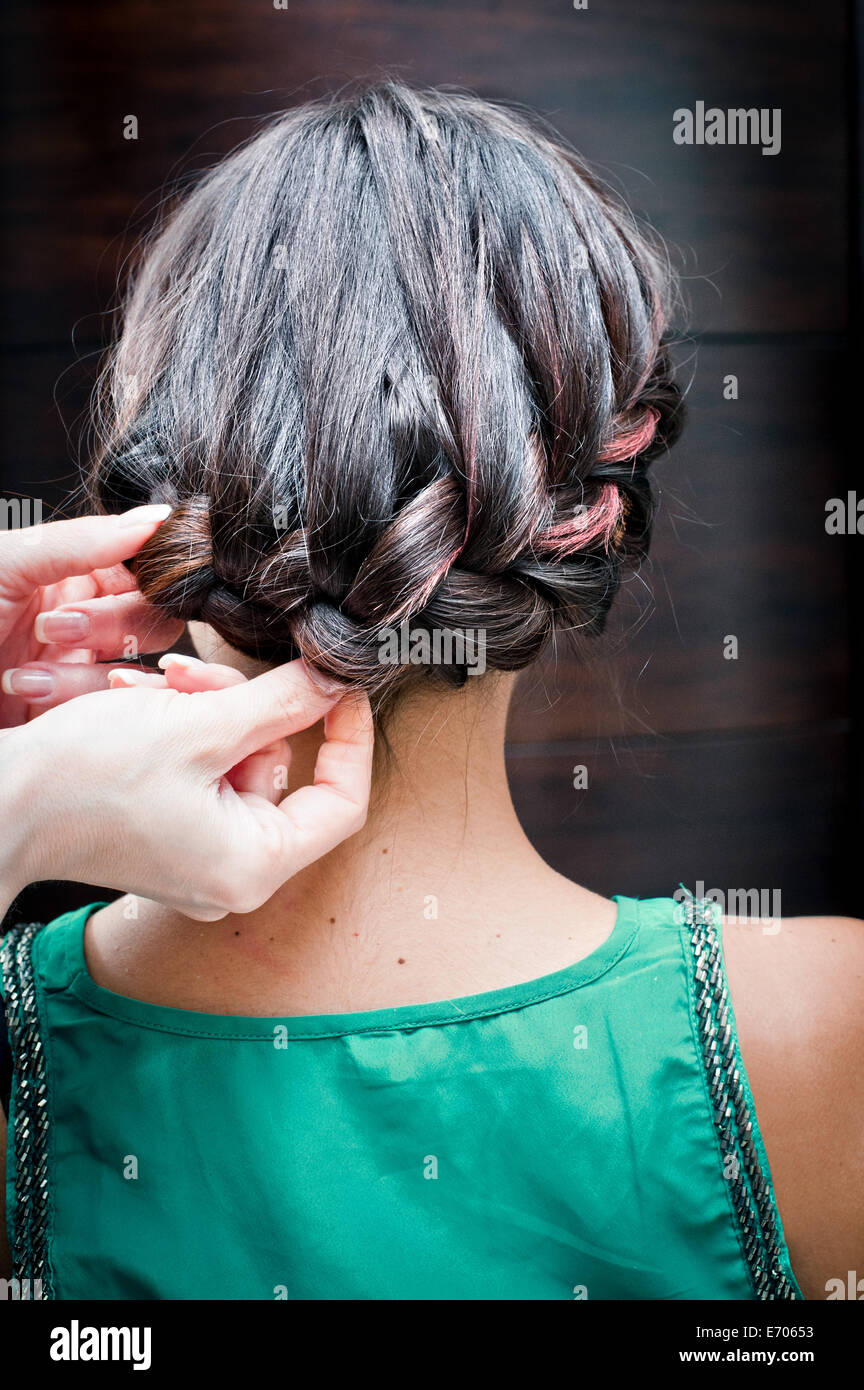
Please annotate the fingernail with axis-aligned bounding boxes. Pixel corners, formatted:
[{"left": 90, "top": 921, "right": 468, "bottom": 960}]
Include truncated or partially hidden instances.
[
  {"left": 116, "top": 503, "right": 172, "bottom": 529},
  {"left": 1, "top": 668, "right": 54, "bottom": 698},
  {"left": 108, "top": 668, "right": 155, "bottom": 687},
  {"left": 34, "top": 610, "right": 91, "bottom": 644},
  {"left": 157, "top": 652, "right": 203, "bottom": 670}
]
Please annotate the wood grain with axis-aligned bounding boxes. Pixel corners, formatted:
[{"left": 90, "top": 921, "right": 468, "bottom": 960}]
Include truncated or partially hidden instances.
[{"left": 0, "top": 0, "right": 847, "bottom": 345}]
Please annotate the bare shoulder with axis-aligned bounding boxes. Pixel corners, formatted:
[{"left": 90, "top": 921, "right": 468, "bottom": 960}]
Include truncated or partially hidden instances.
[
  {"left": 722, "top": 912, "right": 864, "bottom": 1301},
  {"left": 82, "top": 895, "right": 198, "bottom": 1007}
]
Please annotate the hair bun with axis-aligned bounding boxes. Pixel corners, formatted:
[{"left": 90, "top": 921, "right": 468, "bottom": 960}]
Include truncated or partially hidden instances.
[
  {"left": 129, "top": 498, "right": 248, "bottom": 628},
  {"left": 91, "top": 81, "right": 683, "bottom": 703}
]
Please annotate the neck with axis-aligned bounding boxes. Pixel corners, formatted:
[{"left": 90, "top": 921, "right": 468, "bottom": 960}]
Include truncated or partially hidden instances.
[
  {"left": 265, "top": 671, "right": 539, "bottom": 942},
  {"left": 115, "top": 666, "right": 616, "bottom": 1014}
]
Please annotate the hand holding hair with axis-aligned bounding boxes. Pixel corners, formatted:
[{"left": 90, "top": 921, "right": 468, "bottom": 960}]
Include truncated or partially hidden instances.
[
  {"left": 0, "top": 506, "right": 183, "bottom": 719},
  {"left": 0, "top": 657, "right": 372, "bottom": 922},
  {"left": 0, "top": 511, "right": 372, "bottom": 921}
]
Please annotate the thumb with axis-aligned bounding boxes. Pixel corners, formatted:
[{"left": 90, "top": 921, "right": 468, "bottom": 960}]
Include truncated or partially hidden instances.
[
  {"left": 0, "top": 507, "right": 172, "bottom": 599},
  {"left": 192, "top": 658, "right": 346, "bottom": 768}
]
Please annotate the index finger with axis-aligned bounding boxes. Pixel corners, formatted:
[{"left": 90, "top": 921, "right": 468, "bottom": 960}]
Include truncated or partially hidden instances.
[{"left": 0, "top": 506, "right": 172, "bottom": 601}]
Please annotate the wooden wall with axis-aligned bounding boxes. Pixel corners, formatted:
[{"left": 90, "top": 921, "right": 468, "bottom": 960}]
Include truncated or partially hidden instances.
[{"left": 1, "top": 0, "right": 858, "bottom": 922}]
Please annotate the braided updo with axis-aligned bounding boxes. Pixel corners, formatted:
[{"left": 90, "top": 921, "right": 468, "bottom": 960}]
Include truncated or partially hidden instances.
[{"left": 89, "top": 81, "right": 682, "bottom": 701}]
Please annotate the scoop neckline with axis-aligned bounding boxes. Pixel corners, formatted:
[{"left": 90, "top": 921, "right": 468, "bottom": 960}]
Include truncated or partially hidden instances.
[{"left": 63, "top": 896, "right": 641, "bottom": 1039}]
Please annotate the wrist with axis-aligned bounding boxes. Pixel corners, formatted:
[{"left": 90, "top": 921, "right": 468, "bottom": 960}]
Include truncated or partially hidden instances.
[{"left": 0, "top": 731, "right": 43, "bottom": 911}]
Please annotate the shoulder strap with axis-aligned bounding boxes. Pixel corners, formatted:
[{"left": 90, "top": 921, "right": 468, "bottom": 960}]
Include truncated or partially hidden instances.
[
  {"left": 681, "top": 894, "right": 799, "bottom": 1300},
  {"left": 0, "top": 999, "right": 10, "bottom": 1117},
  {"left": 0, "top": 921, "right": 54, "bottom": 1299}
]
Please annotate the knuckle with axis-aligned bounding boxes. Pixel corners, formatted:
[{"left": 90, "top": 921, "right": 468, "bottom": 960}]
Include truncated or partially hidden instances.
[
  {"left": 216, "top": 882, "right": 264, "bottom": 916},
  {"left": 201, "top": 865, "right": 250, "bottom": 915},
  {"left": 230, "top": 893, "right": 265, "bottom": 917}
]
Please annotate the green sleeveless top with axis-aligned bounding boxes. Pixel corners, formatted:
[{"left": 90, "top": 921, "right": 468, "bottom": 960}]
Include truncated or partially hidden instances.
[{"left": 1, "top": 894, "right": 803, "bottom": 1301}]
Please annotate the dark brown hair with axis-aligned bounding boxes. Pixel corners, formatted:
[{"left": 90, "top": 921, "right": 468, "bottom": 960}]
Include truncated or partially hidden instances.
[{"left": 88, "top": 81, "right": 683, "bottom": 701}]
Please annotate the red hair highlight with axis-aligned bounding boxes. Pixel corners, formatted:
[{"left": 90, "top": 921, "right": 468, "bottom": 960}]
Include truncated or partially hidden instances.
[
  {"left": 598, "top": 406, "right": 660, "bottom": 463},
  {"left": 536, "top": 483, "right": 624, "bottom": 557}
]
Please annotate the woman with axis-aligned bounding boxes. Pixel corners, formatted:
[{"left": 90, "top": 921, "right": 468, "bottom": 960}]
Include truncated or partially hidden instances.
[{"left": 1, "top": 81, "right": 861, "bottom": 1301}]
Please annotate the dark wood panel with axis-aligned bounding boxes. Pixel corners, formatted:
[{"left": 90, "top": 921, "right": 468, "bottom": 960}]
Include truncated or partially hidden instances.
[
  {"left": 0, "top": 0, "right": 847, "bottom": 345},
  {"left": 507, "top": 724, "right": 851, "bottom": 917},
  {"left": 0, "top": 350, "right": 95, "bottom": 509},
  {"left": 509, "top": 343, "right": 852, "bottom": 741}
]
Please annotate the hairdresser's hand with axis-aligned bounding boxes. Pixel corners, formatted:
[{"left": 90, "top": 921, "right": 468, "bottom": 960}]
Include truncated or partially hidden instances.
[
  {"left": 0, "top": 505, "right": 183, "bottom": 725},
  {"left": 108, "top": 651, "right": 296, "bottom": 808},
  {"left": 0, "top": 660, "right": 372, "bottom": 921}
]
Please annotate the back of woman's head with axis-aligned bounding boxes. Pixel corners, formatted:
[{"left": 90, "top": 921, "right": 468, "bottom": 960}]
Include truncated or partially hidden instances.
[{"left": 89, "top": 80, "right": 683, "bottom": 703}]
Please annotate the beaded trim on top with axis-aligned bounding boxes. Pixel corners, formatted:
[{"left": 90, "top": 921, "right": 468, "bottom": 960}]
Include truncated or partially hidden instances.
[
  {"left": 680, "top": 894, "right": 799, "bottom": 1300},
  {"left": 0, "top": 920, "right": 54, "bottom": 1299}
]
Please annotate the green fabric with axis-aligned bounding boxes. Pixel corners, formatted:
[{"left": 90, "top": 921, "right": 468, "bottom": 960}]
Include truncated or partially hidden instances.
[{"left": 3, "top": 896, "right": 803, "bottom": 1300}]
